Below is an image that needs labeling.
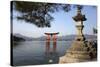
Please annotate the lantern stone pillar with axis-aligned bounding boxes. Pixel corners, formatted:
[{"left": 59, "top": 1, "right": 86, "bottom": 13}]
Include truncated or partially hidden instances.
[{"left": 73, "top": 7, "right": 86, "bottom": 41}]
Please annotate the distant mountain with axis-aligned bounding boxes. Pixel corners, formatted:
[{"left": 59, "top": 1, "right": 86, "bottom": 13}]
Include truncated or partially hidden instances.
[
  {"left": 31, "top": 34, "right": 97, "bottom": 41},
  {"left": 58, "top": 34, "right": 97, "bottom": 41},
  {"left": 11, "top": 33, "right": 97, "bottom": 41},
  {"left": 31, "top": 36, "right": 46, "bottom": 41},
  {"left": 11, "top": 34, "right": 25, "bottom": 41},
  {"left": 13, "top": 33, "right": 34, "bottom": 41}
]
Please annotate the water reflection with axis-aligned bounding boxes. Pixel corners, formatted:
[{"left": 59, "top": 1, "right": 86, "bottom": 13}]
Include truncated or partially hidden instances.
[
  {"left": 45, "top": 41, "right": 57, "bottom": 55},
  {"left": 12, "top": 40, "right": 72, "bottom": 65},
  {"left": 45, "top": 41, "right": 50, "bottom": 54}
]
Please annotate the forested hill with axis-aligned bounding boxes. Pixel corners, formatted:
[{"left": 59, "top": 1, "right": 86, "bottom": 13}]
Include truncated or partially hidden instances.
[{"left": 11, "top": 34, "right": 25, "bottom": 41}]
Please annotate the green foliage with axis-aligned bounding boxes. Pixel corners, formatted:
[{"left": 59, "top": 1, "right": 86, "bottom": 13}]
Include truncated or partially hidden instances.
[
  {"left": 93, "top": 28, "right": 97, "bottom": 34},
  {"left": 11, "top": 1, "right": 82, "bottom": 28}
]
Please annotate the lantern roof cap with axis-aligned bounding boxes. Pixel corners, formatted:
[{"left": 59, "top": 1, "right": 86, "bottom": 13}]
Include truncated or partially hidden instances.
[{"left": 73, "top": 7, "right": 87, "bottom": 22}]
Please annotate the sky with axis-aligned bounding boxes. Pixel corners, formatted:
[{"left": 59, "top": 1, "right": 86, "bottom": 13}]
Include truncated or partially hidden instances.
[{"left": 12, "top": 4, "right": 97, "bottom": 38}]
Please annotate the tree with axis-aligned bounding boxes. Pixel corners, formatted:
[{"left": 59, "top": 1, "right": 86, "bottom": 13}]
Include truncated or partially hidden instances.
[
  {"left": 93, "top": 27, "right": 97, "bottom": 34},
  {"left": 11, "top": 1, "right": 83, "bottom": 28}
]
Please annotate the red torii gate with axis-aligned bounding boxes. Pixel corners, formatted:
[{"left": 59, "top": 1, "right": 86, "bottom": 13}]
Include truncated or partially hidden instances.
[{"left": 44, "top": 32, "right": 59, "bottom": 54}]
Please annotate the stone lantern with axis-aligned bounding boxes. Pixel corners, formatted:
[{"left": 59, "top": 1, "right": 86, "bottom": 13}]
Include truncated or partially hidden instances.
[
  {"left": 59, "top": 6, "right": 95, "bottom": 63},
  {"left": 72, "top": 6, "right": 86, "bottom": 41}
]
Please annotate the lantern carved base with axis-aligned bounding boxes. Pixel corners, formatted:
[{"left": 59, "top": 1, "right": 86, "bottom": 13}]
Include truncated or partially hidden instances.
[{"left": 59, "top": 40, "right": 97, "bottom": 63}]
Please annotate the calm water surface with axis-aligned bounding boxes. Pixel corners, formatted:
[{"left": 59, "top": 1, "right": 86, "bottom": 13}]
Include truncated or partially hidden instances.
[{"left": 13, "top": 41, "right": 72, "bottom": 66}]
